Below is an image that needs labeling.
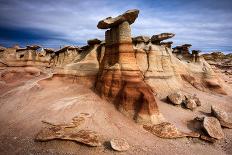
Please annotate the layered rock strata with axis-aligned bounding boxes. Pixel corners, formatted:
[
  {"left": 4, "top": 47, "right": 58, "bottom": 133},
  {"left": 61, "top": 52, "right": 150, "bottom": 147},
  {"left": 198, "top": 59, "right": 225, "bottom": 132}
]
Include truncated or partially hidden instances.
[{"left": 96, "top": 10, "right": 164, "bottom": 124}]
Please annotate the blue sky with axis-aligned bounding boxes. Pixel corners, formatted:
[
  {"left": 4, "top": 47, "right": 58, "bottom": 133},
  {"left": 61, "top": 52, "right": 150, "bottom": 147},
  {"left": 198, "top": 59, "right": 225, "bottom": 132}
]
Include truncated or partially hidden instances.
[{"left": 0, "top": 0, "right": 232, "bottom": 52}]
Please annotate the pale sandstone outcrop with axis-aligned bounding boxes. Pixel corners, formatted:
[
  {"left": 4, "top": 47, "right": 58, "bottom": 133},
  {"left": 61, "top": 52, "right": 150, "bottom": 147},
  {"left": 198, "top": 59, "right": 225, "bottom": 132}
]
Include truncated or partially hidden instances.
[{"left": 0, "top": 46, "right": 52, "bottom": 67}]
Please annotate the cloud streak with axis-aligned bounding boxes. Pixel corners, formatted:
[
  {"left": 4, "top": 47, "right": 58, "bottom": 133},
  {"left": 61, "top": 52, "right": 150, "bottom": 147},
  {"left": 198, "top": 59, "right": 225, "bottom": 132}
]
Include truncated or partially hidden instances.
[{"left": 0, "top": 0, "right": 231, "bottom": 52}]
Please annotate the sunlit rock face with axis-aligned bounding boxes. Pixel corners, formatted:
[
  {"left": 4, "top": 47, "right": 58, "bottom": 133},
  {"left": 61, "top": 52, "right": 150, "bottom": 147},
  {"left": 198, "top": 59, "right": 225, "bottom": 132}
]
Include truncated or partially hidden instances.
[
  {"left": 96, "top": 10, "right": 164, "bottom": 124},
  {"left": 51, "top": 45, "right": 100, "bottom": 88},
  {"left": 133, "top": 40, "right": 182, "bottom": 98}
]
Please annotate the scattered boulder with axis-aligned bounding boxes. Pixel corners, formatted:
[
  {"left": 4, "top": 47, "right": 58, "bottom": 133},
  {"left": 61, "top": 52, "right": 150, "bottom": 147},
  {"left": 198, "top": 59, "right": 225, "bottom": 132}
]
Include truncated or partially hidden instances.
[
  {"left": 167, "top": 92, "right": 185, "bottom": 105},
  {"left": 97, "top": 9, "right": 139, "bottom": 29},
  {"left": 184, "top": 98, "right": 197, "bottom": 110},
  {"left": 203, "top": 117, "right": 224, "bottom": 140},
  {"left": 167, "top": 93, "right": 201, "bottom": 110},
  {"left": 211, "top": 105, "right": 232, "bottom": 128},
  {"left": 211, "top": 105, "right": 228, "bottom": 122},
  {"left": 110, "top": 138, "right": 130, "bottom": 151}
]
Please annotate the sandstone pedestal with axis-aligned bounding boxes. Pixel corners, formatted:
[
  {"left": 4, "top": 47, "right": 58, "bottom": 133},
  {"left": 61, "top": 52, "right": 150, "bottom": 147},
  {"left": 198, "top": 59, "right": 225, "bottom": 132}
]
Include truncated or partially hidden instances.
[{"left": 96, "top": 10, "right": 164, "bottom": 124}]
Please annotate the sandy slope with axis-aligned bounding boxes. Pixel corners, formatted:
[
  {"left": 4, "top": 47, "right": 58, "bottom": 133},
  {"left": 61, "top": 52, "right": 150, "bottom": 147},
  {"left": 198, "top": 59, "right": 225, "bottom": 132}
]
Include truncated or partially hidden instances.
[{"left": 0, "top": 67, "right": 232, "bottom": 155}]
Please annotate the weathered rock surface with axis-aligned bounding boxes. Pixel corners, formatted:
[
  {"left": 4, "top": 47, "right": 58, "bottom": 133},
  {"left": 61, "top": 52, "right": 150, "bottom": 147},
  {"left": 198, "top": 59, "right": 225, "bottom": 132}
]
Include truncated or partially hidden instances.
[
  {"left": 151, "top": 33, "right": 175, "bottom": 44},
  {"left": 160, "top": 41, "right": 173, "bottom": 48},
  {"left": 167, "top": 92, "right": 185, "bottom": 105},
  {"left": 97, "top": 9, "right": 139, "bottom": 29},
  {"left": 184, "top": 98, "right": 197, "bottom": 110},
  {"left": 143, "top": 122, "right": 200, "bottom": 138},
  {"left": 35, "top": 114, "right": 102, "bottom": 147},
  {"left": 87, "top": 38, "right": 101, "bottom": 45},
  {"left": 96, "top": 10, "right": 164, "bottom": 124},
  {"left": 132, "top": 36, "right": 150, "bottom": 43},
  {"left": 110, "top": 138, "right": 130, "bottom": 151},
  {"left": 203, "top": 117, "right": 224, "bottom": 140},
  {"left": 211, "top": 105, "right": 228, "bottom": 122},
  {"left": 211, "top": 105, "right": 232, "bottom": 128}
]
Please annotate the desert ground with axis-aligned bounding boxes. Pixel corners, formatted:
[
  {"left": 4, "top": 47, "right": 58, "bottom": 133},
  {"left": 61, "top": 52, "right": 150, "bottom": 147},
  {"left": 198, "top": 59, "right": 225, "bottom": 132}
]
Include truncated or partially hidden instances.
[
  {"left": 0, "top": 9, "right": 232, "bottom": 155},
  {"left": 0, "top": 64, "right": 231, "bottom": 155}
]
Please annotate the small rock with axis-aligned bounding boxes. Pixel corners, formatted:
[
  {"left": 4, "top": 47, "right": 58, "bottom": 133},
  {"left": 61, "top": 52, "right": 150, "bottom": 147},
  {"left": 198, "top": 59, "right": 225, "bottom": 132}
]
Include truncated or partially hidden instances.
[
  {"left": 192, "top": 95, "right": 201, "bottom": 106},
  {"left": 185, "top": 98, "right": 197, "bottom": 110},
  {"left": 110, "top": 138, "right": 129, "bottom": 151},
  {"left": 167, "top": 92, "right": 185, "bottom": 105},
  {"left": 203, "top": 117, "right": 224, "bottom": 140},
  {"left": 211, "top": 105, "right": 228, "bottom": 122}
]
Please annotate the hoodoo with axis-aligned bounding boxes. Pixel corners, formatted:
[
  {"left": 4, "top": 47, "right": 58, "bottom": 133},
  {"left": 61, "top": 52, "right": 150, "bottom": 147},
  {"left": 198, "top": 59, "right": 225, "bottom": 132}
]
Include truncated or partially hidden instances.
[{"left": 96, "top": 9, "right": 164, "bottom": 124}]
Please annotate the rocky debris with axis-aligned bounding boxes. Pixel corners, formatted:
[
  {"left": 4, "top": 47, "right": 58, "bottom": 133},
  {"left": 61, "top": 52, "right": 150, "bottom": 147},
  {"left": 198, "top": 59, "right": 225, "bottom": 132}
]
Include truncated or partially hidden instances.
[
  {"left": 202, "top": 117, "right": 224, "bottom": 140},
  {"left": 211, "top": 105, "right": 228, "bottom": 122},
  {"left": 160, "top": 41, "right": 173, "bottom": 48},
  {"left": 143, "top": 122, "right": 200, "bottom": 139},
  {"left": 87, "top": 38, "right": 101, "bottom": 45},
  {"left": 184, "top": 98, "right": 197, "bottom": 110},
  {"left": 110, "top": 138, "right": 130, "bottom": 151},
  {"left": 167, "top": 92, "right": 201, "bottom": 110},
  {"left": 96, "top": 9, "right": 164, "bottom": 124},
  {"left": 97, "top": 9, "right": 139, "bottom": 29},
  {"left": 151, "top": 33, "right": 175, "bottom": 44},
  {"left": 35, "top": 114, "right": 102, "bottom": 147},
  {"left": 167, "top": 92, "right": 185, "bottom": 105},
  {"left": 132, "top": 36, "right": 150, "bottom": 43},
  {"left": 211, "top": 105, "right": 232, "bottom": 128}
]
